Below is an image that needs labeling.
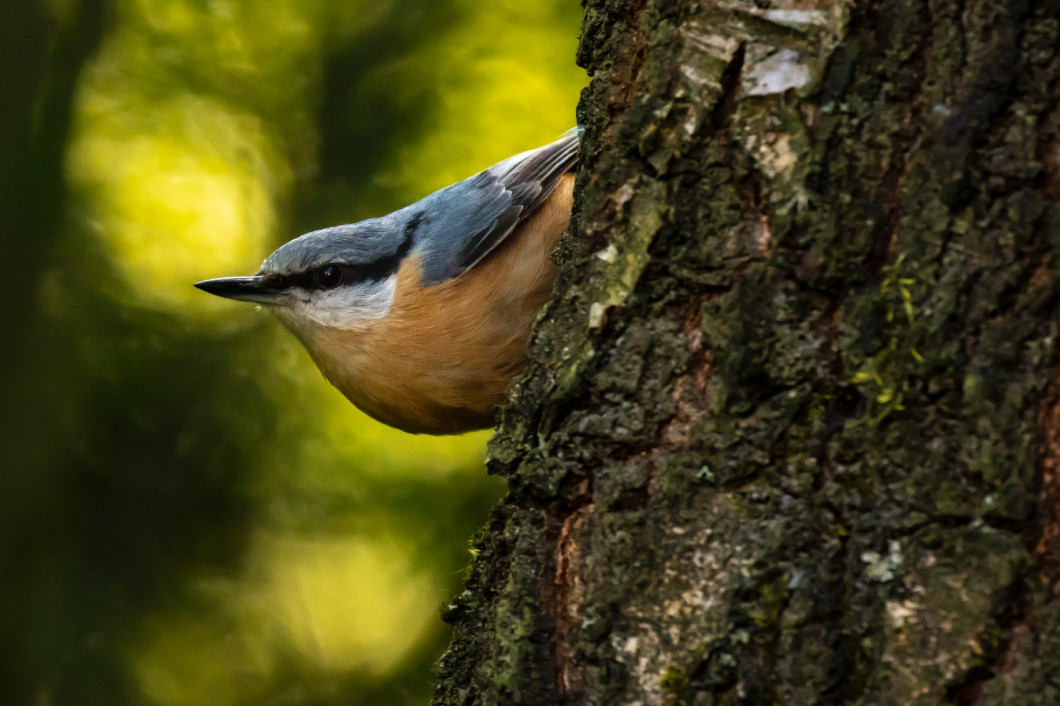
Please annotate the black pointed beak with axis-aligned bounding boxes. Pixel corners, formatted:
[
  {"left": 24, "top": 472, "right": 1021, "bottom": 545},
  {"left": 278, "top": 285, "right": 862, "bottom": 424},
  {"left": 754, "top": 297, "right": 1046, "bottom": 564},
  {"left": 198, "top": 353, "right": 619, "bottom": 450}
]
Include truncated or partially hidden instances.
[{"left": 194, "top": 276, "right": 286, "bottom": 304}]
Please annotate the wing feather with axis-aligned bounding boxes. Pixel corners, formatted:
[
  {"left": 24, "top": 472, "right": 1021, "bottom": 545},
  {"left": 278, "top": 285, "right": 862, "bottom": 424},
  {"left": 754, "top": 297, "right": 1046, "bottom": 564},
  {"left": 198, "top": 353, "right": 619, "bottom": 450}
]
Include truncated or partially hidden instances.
[{"left": 410, "top": 131, "right": 580, "bottom": 285}]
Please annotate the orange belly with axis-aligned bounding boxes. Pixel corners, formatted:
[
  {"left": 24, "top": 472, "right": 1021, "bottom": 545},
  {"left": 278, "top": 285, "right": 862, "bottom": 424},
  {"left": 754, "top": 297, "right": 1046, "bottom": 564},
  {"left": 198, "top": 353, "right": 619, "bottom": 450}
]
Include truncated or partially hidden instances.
[{"left": 312, "top": 174, "right": 574, "bottom": 434}]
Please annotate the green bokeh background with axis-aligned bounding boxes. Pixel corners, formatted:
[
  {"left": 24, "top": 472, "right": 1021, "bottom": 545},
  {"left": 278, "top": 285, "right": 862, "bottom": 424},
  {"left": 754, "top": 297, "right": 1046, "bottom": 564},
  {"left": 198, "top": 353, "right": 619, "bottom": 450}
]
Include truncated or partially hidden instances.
[{"left": 0, "top": 0, "right": 584, "bottom": 703}]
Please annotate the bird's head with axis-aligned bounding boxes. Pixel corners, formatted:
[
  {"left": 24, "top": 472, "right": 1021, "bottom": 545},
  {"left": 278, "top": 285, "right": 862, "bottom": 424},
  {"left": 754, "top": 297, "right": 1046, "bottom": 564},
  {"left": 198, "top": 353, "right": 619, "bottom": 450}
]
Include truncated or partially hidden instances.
[{"left": 195, "top": 219, "right": 414, "bottom": 341}]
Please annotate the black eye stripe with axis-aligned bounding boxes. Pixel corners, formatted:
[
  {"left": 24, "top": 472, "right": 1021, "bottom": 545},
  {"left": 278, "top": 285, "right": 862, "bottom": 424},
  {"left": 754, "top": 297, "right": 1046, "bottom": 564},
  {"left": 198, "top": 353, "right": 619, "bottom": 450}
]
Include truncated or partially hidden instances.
[{"left": 263, "top": 231, "right": 414, "bottom": 292}]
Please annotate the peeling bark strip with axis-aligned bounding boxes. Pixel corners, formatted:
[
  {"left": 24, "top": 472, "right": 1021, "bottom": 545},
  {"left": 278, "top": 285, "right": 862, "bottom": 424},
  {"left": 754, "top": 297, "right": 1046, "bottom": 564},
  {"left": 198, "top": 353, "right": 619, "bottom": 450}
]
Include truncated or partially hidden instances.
[{"left": 434, "top": 1, "right": 1060, "bottom": 704}]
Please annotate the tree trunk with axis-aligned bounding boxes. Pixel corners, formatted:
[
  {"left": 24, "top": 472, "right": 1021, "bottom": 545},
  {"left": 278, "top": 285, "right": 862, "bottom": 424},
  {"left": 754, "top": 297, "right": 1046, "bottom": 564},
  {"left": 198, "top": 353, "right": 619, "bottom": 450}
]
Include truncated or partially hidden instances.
[{"left": 433, "top": 0, "right": 1060, "bottom": 704}]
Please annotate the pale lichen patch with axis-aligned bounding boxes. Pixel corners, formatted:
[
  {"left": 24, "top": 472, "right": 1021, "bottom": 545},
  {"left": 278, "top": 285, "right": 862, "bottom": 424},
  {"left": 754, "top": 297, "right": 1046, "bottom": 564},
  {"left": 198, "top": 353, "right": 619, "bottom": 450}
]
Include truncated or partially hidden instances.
[
  {"left": 743, "top": 48, "right": 811, "bottom": 96},
  {"left": 595, "top": 243, "right": 618, "bottom": 262},
  {"left": 588, "top": 302, "right": 606, "bottom": 329},
  {"left": 755, "top": 9, "right": 831, "bottom": 28}
]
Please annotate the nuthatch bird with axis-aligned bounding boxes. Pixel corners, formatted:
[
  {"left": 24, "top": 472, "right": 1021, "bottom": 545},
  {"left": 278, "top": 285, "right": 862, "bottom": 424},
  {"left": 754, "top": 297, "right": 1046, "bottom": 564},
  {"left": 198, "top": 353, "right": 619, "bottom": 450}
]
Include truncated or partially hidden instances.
[{"left": 195, "top": 132, "right": 578, "bottom": 434}]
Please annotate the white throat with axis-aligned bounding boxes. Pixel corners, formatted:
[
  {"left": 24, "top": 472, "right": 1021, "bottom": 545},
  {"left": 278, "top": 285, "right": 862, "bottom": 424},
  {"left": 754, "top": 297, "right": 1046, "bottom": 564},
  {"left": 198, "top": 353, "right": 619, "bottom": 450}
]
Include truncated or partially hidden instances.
[{"left": 274, "top": 274, "right": 398, "bottom": 334}]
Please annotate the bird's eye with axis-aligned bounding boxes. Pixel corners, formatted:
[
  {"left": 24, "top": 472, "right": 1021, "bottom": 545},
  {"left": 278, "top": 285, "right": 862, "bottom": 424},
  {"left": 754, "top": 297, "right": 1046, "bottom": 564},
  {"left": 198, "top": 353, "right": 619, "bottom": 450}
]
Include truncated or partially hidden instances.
[{"left": 316, "top": 265, "right": 342, "bottom": 289}]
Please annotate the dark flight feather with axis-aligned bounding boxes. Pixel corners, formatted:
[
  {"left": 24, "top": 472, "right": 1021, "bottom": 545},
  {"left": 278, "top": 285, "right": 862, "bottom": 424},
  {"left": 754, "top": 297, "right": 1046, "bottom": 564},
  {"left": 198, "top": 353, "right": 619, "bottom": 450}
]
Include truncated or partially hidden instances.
[{"left": 410, "top": 131, "right": 580, "bottom": 285}]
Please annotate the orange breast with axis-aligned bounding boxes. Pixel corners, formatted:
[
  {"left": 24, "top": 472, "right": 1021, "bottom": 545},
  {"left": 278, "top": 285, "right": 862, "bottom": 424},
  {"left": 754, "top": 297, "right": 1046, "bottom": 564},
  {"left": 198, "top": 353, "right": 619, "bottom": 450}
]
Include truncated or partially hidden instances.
[{"left": 319, "top": 174, "right": 574, "bottom": 434}]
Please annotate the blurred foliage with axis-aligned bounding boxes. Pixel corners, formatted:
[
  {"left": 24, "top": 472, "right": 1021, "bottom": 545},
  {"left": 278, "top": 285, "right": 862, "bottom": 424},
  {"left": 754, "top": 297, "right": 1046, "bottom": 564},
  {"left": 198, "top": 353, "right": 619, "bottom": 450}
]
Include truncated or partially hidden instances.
[{"left": 0, "top": 0, "right": 584, "bottom": 703}]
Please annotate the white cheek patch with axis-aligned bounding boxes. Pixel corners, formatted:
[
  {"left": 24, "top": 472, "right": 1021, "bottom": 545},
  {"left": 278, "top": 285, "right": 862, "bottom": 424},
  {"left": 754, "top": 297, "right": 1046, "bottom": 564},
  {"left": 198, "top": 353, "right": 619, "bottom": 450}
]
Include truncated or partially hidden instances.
[{"left": 283, "top": 274, "right": 398, "bottom": 331}]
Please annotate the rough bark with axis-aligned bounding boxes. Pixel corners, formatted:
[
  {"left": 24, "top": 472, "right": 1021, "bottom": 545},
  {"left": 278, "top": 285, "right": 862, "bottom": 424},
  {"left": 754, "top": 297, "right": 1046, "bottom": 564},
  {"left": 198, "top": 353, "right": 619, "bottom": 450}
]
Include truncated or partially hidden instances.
[{"left": 433, "top": 0, "right": 1060, "bottom": 704}]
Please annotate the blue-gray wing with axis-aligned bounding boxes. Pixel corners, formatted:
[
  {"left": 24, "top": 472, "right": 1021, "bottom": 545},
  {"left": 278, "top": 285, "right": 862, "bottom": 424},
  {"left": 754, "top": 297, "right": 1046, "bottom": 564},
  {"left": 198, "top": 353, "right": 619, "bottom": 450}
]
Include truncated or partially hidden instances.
[{"left": 407, "top": 131, "right": 580, "bottom": 286}]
